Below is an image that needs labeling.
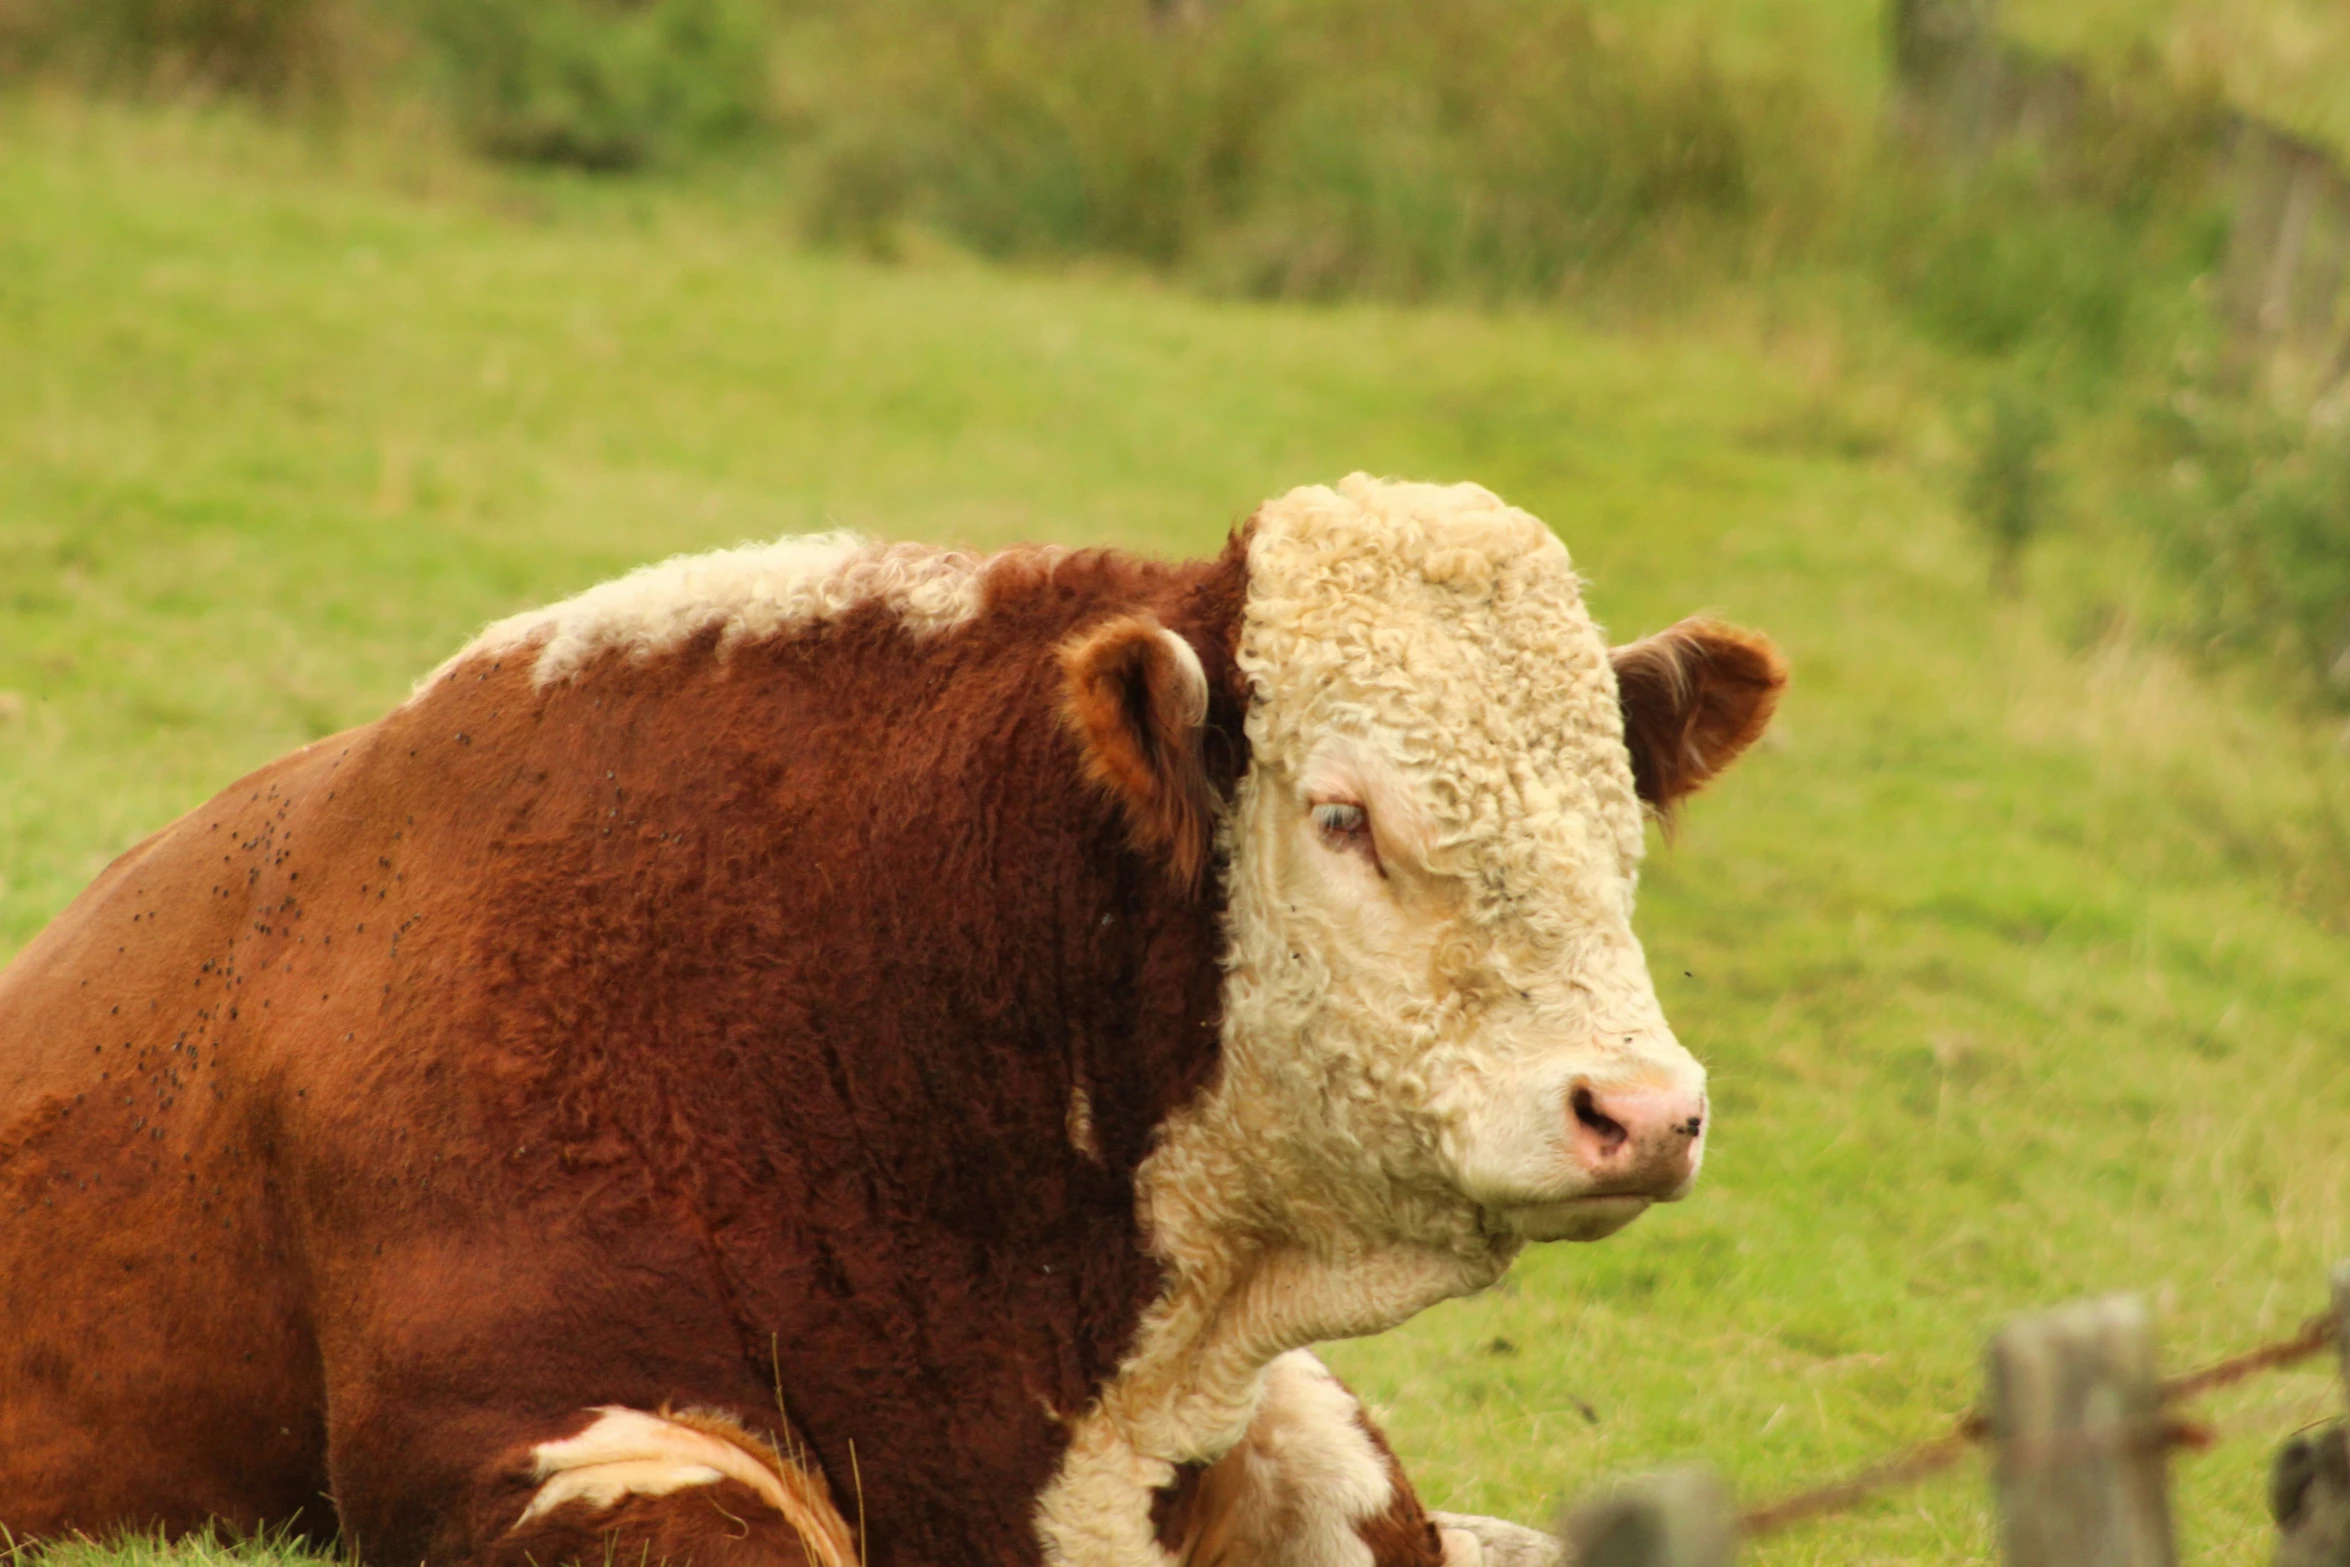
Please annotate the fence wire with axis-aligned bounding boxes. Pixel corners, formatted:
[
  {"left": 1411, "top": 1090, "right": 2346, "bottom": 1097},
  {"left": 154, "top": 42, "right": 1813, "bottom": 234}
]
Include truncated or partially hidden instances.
[{"left": 1737, "top": 1310, "right": 2340, "bottom": 1537}]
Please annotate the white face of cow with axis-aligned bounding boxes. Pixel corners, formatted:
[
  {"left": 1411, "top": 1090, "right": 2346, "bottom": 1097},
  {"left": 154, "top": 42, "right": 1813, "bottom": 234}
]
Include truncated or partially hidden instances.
[
  {"left": 1203, "top": 478, "right": 1762, "bottom": 1260},
  {"left": 1041, "top": 478, "right": 1784, "bottom": 1554}
]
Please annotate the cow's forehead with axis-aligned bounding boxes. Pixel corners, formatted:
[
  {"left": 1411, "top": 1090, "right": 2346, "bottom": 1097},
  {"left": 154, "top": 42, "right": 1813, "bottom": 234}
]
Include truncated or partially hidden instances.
[{"left": 1237, "top": 476, "right": 1643, "bottom": 870}]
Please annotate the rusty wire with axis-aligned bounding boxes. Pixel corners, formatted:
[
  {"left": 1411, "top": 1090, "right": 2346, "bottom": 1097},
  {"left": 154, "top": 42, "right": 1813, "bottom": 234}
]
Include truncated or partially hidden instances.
[
  {"left": 1736, "top": 1310, "right": 2340, "bottom": 1537},
  {"left": 1738, "top": 1417, "right": 1985, "bottom": 1536},
  {"left": 2160, "top": 1311, "right": 2339, "bottom": 1404}
]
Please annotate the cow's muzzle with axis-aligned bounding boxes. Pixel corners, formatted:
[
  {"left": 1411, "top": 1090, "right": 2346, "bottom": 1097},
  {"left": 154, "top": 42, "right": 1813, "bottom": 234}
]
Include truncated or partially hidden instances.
[{"left": 1567, "top": 1082, "right": 1705, "bottom": 1200}]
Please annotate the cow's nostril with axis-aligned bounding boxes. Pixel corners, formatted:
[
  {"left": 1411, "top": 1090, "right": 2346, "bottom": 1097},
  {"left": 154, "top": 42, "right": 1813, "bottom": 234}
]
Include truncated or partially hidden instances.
[{"left": 1571, "top": 1086, "right": 1628, "bottom": 1152}]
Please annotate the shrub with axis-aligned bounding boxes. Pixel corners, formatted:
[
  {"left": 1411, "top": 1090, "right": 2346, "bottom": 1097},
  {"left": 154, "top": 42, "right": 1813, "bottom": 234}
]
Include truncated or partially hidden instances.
[
  {"left": 407, "top": 0, "right": 769, "bottom": 170},
  {"left": 802, "top": 0, "right": 1283, "bottom": 266},
  {"left": 1871, "top": 160, "right": 2136, "bottom": 360},
  {"left": 0, "top": 0, "right": 771, "bottom": 156},
  {"left": 1867, "top": 51, "right": 2227, "bottom": 368},
  {"left": 2150, "top": 389, "right": 2350, "bottom": 700},
  {"left": 792, "top": 0, "right": 1837, "bottom": 302},
  {"left": 0, "top": 0, "right": 350, "bottom": 99},
  {"left": 1963, "top": 382, "right": 2059, "bottom": 589}
]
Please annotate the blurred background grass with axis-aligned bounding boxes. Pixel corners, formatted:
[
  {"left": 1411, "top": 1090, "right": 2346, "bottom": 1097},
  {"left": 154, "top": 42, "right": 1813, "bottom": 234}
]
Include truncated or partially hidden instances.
[
  {"left": 6, "top": 0, "right": 2344, "bottom": 703},
  {"left": 2, "top": 2, "right": 2348, "bottom": 1565}
]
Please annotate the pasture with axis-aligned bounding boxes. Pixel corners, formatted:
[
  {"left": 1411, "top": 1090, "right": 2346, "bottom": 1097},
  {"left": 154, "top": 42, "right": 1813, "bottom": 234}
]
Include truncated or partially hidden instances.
[{"left": 2, "top": 95, "right": 2348, "bottom": 1565}]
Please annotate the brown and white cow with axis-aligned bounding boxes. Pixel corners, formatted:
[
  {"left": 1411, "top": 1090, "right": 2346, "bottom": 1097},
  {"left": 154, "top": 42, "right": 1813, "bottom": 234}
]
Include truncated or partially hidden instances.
[{"left": 0, "top": 476, "right": 1784, "bottom": 1567}]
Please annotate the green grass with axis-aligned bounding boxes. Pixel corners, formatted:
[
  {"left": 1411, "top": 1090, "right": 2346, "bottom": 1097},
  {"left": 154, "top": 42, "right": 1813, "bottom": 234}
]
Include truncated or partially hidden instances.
[
  {"left": 4, "top": 97, "right": 2349, "bottom": 1566},
  {"left": 15, "top": 1527, "right": 331, "bottom": 1567}
]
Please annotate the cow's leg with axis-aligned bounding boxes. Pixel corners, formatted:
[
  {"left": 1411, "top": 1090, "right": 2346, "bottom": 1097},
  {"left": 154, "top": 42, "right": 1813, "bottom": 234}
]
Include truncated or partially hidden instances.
[
  {"left": 477, "top": 1406, "right": 861, "bottom": 1567},
  {"left": 1423, "top": 1514, "right": 1568, "bottom": 1567},
  {"left": 1167, "top": 1351, "right": 1563, "bottom": 1567},
  {"left": 311, "top": 1215, "right": 870, "bottom": 1567}
]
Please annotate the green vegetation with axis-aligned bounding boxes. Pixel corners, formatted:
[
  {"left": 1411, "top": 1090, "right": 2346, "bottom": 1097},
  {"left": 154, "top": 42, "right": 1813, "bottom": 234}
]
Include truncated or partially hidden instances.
[
  {"left": 786, "top": 0, "right": 1840, "bottom": 300},
  {"left": 1964, "top": 382, "right": 2060, "bottom": 590},
  {"left": 17, "top": 1526, "right": 331, "bottom": 1567},
  {"left": 18, "top": 0, "right": 2337, "bottom": 721},
  {"left": 4, "top": 93, "right": 2348, "bottom": 1567},
  {"left": 2005, "top": 0, "right": 2350, "bottom": 159},
  {"left": 411, "top": 0, "right": 769, "bottom": 172},
  {"left": 2142, "top": 390, "right": 2350, "bottom": 699}
]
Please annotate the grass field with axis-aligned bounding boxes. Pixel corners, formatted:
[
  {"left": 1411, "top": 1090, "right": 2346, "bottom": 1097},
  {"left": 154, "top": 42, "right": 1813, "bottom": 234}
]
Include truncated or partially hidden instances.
[{"left": 4, "top": 95, "right": 2349, "bottom": 1566}]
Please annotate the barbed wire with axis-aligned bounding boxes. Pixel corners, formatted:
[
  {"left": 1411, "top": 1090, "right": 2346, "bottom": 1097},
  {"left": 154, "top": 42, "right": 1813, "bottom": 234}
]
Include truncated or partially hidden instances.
[
  {"left": 1737, "top": 1309, "right": 2340, "bottom": 1537},
  {"left": 2161, "top": 1311, "right": 2339, "bottom": 1404}
]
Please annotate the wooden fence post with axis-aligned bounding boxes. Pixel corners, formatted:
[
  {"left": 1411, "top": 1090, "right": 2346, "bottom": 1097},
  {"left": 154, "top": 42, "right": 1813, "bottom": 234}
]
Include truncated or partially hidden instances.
[
  {"left": 1560, "top": 1467, "right": 1735, "bottom": 1567},
  {"left": 1986, "top": 1294, "right": 2176, "bottom": 1567}
]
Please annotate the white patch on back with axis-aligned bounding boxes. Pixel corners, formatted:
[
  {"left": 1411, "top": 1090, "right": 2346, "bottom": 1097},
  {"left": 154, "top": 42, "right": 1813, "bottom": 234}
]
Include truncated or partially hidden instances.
[
  {"left": 518, "top": 1406, "right": 857, "bottom": 1567},
  {"left": 418, "top": 532, "right": 993, "bottom": 694}
]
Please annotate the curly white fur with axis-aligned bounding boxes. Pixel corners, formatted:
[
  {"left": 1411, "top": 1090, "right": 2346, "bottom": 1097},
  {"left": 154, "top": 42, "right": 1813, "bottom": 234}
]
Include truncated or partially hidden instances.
[
  {"left": 1036, "top": 476, "right": 1706, "bottom": 1566},
  {"left": 417, "top": 532, "right": 992, "bottom": 693}
]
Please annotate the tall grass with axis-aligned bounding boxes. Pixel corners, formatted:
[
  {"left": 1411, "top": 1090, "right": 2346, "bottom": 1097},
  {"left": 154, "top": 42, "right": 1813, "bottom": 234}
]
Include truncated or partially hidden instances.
[
  {"left": 791, "top": 0, "right": 1846, "bottom": 300},
  {"left": 0, "top": 0, "right": 354, "bottom": 100},
  {"left": 1965, "top": 381, "right": 2060, "bottom": 590},
  {"left": 23, "top": 1526, "right": 332, "bottom": 1567},
  {"left": 0, "top": 0, "right": 2223, "bottom": 325},
  {"left": 407, "top": 0, "right": 768, "bottom": 171},
  {"left": 0, "top": 0, "right": 769, "bottom": 165},
  {"left": 2141, "top": 381, "right": 2350, "bottom": 700}
]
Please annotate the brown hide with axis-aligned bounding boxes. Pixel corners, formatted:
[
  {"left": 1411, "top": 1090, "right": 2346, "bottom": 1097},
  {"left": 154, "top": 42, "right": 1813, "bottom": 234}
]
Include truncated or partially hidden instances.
[
  {"left": 0, "top": 542, "right": 1254, "bottom": 1566},
  {"left": 1347, "top": 1414, "right": 1447, "bottom": 1567}
]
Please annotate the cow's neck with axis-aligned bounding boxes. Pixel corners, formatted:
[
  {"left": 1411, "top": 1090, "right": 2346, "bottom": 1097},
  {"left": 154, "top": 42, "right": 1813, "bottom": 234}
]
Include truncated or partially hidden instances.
[{"left": 1033, "top": 1226, "right": 1508, "bottom": 1566}]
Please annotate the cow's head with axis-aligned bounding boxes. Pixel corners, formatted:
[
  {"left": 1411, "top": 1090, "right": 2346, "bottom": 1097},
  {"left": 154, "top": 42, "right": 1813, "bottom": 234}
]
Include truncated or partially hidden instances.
[{"left": 1066, "top": 478, "right": 1783, "bottom": 1289}]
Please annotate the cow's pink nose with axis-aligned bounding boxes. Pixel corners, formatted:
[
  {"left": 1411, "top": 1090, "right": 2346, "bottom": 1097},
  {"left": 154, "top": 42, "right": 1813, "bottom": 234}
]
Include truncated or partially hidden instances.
[{"left": 1569, "top": 1083, "right": 1705, "bottom": 1197}]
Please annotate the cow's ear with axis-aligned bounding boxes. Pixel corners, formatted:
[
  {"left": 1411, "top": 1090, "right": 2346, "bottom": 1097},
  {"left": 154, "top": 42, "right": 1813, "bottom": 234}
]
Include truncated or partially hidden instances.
[
  {"left": 1610, "top": 617, "right": 1787, "bottom": 820},
  {"left": 1060, "top": 615, "right": 1216, "bottom": 888}
]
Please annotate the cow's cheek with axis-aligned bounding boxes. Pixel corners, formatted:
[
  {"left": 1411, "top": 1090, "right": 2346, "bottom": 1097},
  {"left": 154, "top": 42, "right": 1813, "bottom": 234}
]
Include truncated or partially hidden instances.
[
  {"left": 1432, "top": 1060, "right": 1579, "bottom": 1210},
  {"left": 1263, "top": 814, "right": 1417, "bottom": 982}
]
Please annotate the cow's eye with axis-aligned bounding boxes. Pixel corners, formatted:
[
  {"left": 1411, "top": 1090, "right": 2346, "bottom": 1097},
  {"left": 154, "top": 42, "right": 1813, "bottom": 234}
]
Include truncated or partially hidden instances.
[{"left": 1311, "top": 801, "right": 1371, "bottom": 849}]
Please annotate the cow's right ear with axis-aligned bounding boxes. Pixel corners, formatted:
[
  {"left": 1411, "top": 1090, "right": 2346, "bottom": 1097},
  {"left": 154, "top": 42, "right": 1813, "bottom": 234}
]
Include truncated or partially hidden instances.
[
  {"left": 1059, "top": 615, "right": 1217, "bottom": 889},
  {"left": 1610, "top": 617, "right": 1787, "bottom": 821}
]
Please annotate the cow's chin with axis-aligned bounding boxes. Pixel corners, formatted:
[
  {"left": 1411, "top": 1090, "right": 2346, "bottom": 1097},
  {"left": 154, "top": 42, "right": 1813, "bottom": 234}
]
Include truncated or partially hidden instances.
[{"left": 1491, "top": 1194, "right": 1654, "bottom": 1243}]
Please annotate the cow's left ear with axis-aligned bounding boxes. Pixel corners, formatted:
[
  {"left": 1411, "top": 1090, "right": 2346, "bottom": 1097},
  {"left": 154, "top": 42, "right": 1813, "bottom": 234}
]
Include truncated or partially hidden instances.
[
  {"left": 1611, "top": 617, "right": 1787, "bottom": 819},
  {"left": 1060, "top": 615, "right": 1217, "bottom": 889}
]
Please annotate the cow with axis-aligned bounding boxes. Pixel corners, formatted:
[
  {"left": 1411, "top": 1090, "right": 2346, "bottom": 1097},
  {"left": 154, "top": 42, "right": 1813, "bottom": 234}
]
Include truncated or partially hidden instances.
[{"left": 0, "top": 475, "right": 1785, "bottom": 1567}]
